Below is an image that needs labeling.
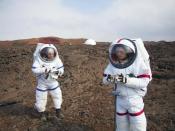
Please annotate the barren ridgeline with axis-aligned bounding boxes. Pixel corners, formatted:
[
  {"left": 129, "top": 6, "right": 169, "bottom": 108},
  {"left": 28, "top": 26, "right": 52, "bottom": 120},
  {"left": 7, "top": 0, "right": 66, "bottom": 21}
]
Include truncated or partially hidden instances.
[{"left": 0, "top": 37, "right": 174, "bottom": 131}]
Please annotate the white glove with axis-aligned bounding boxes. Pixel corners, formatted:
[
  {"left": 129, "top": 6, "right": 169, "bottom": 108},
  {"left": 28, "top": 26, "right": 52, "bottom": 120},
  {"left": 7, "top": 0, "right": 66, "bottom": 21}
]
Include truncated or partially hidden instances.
[
  {"left": 116, "top": 74, "right": 127, "bottom": 84},
  {"left": 106, "top": 74, "right": 116, "bottom": 83},
  {"left": 50, "top": 68, "right": 64, "bottom": 77},
  {"left": 106, "top": 74, "right": 127, "bottom": 84},
  {"left": 57, "top": 69, "right": 64, "bottom": 76},
  {"left": 45, "top": 68, "right": 51, "bottom": 74},
  {"left": 41, "top": 66, "right": 52, "bottom": 79}
]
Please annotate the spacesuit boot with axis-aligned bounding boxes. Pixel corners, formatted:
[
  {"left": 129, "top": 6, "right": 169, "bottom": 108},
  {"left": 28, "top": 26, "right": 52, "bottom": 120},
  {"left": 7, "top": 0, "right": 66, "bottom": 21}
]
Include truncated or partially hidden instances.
[
  {"left": 39, "top": 112, "right": 47, "bottom": 121},
  {"left": 56, "top": 109, "right": 64, "bottom": 119}
]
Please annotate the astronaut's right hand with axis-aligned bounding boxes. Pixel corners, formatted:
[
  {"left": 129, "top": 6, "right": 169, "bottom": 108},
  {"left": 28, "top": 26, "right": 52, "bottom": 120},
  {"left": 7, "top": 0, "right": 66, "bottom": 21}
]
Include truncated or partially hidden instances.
[
  {"left": 106, "top": 74, "right": 116, "bottom": 83},
  {"left": 44, "top": 68, "right": 52, "bottom": 79},
  {"left": 45, "top": 68, "right": 51, "bottom": 74}
]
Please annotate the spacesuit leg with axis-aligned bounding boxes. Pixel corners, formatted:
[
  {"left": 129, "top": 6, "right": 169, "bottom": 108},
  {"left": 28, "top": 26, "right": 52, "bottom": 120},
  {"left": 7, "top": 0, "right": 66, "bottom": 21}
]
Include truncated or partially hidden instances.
[
  {"left": 49, "top": 87, "right": 63, "bottom": 109},
  {"left": 35, "top": 88, "right": 48, "bottom": 112},
  {"left": 128, "top": 96, "right": 147, "bottom": 131},
  {"left": 116, "top": 97, "right": 129, "bottom": 131}
]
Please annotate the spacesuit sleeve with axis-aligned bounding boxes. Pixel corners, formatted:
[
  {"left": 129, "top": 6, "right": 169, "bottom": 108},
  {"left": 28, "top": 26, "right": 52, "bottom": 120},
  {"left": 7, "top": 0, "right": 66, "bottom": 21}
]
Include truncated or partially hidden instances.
[
  {"left": 103, "top": 64, "right": 112, "bottom": 85},
  {"left": 125, "top": 77, "right": 150, "bottom": 89},
  {"left": 56, "top": 58, "right": 64, "bottom": 74},
  {"left": 31, "top": 60, "right": 45, "bottom": 75},
  {"left": 126, "top": 66, "right": 151, "bottom": 89},
  {"left": 125, "top": 57, "right": 152, "bottom": 89}
]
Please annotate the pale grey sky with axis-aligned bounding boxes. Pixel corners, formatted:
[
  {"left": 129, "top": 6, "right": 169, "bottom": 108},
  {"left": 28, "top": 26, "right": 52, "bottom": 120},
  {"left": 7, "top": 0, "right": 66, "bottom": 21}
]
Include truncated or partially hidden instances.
[{"left": 0, "top": 0, "right": 175, "bottom": 41}]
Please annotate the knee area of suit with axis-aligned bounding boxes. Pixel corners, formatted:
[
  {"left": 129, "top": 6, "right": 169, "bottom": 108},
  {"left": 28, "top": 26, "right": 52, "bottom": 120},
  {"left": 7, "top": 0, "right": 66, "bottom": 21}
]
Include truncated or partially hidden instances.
[
  {"left": 130, "top": 113, "right": 146, "bottom": 122},
  {"left": 51, "top": 94, "right": 62, "bottom": 100},
  {"left": 116, "top": 122, "right": 129, "bottom": 131},
  {"left": 117, "top": 115, "right": 128, "bottom": 120}
]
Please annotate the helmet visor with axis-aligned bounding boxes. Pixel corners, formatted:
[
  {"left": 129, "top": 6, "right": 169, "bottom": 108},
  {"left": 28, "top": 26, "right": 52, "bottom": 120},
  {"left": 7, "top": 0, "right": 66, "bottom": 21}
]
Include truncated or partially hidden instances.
[
  {"left": 109, "top": 44, "right": 136, "bottom": 68},
  {"left": 39, "top": 47, "right": 57, "bottom": 62}
]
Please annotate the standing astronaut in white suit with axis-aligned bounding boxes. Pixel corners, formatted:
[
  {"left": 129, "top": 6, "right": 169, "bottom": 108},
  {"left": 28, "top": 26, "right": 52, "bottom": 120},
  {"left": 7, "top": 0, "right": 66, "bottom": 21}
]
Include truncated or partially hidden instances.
[
  {"left": 103, "top": 38, "right": 152, "bottom": 131},
  {"left": 32, "top": 43, "right": 64, "bottom": 120}
]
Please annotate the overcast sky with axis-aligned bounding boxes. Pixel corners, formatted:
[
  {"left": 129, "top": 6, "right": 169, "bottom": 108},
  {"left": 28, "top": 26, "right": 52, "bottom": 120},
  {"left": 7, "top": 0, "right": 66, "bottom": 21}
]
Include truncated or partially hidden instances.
[{"left": 0, "top": 0, "right": 175, "bottom": 41}]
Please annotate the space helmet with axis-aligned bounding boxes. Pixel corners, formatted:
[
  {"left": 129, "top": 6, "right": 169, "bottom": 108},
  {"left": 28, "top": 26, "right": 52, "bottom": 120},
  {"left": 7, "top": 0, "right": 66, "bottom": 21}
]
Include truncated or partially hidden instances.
[{"left": 109, "top": 38, "right": 137, "bottom": 69}]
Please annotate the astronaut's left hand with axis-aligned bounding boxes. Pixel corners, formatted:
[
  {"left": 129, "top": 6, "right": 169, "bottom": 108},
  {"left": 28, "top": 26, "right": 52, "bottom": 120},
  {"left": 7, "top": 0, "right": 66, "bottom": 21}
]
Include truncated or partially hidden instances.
[
  {"left": 116, "top": 74, "right": 127, "bottom": 84},
  {"left": 53, "top": 69, "right": 64, "bottom": 77},
  {"left": 57, "top": 69, "right": 64, "bottom": 77}
]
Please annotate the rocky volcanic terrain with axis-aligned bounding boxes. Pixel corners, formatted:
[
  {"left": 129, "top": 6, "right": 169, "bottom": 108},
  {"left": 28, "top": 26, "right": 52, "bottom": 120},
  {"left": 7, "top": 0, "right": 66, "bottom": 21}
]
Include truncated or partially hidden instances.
[{"left": 0, "top": 37, "right": 174, "bottom": 131}]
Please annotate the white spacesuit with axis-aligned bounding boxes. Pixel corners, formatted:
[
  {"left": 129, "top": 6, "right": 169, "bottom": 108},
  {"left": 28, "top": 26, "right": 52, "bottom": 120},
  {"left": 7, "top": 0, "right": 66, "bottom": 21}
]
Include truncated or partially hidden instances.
[
  {"left": 32, "top": 43, "right": 64, "bottom": 119},
  {"left": 103, "top": 38, "right": 152, "bottom": 131}
]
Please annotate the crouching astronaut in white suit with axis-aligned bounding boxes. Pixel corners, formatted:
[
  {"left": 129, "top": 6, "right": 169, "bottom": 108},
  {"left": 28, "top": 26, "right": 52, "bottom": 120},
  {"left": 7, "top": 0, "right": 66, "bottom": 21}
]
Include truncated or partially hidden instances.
[
  {"left": 32, "top": 43, "right": 64, "bottom": 120},
  {"left": 103, "top": 38, "right": 152, "bottom": 131}
]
